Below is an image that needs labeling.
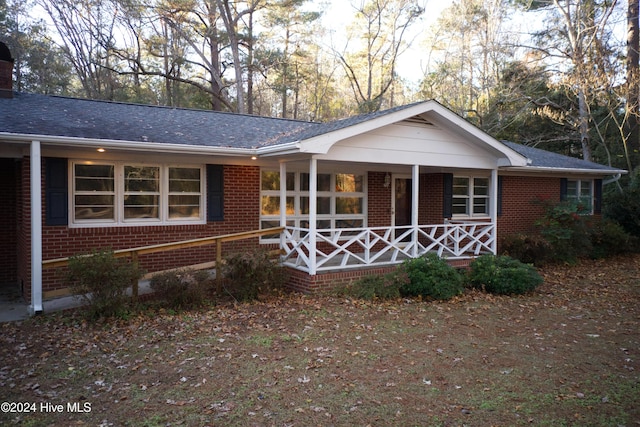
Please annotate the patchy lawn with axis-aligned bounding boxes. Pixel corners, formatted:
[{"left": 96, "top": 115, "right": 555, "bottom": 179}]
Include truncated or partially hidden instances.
[{"left": 1, "top": 255, "right": 639, "bottom": 427}]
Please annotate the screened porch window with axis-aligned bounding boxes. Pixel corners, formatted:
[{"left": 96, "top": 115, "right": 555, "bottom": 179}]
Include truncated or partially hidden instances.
[{"left": 260, "top": 169, "right": 366, "bottom": 240}]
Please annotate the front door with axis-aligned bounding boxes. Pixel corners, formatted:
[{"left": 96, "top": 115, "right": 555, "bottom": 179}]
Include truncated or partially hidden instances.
[{"left": 392, "top": 175, "right": 412, "bottom": 240}]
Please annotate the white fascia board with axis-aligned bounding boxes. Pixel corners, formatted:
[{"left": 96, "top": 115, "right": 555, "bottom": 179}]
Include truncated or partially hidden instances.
[
  {"left": 501, "top": 165, "right": 628, "bottom": 175},
  {"left": 0, "top": 132, "right": 255, "bottom": 157},
  {"left": 422, "top": 106, "right": 529, "bottom": 167}
]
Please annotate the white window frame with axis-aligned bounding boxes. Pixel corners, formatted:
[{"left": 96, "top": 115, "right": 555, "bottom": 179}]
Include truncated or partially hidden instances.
[
  {"left": 70, "top": 160, "right": 205, "bottom": 227},
  {"left": 452, "top": 175, "right": 491, "bottom": 218},
  {"left": 566, "top": 179, "right": 594, "bottom": 214},
  {"left": 260, "top": 168, "right": 367, "bottom": 242}
]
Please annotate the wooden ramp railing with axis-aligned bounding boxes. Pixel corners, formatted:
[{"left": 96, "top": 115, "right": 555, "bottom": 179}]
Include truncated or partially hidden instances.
[{"left": 42, "top": 227, "right": 284, "bottom": 300}]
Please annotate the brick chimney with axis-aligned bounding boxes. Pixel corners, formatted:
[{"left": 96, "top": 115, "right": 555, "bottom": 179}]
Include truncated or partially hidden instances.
[{"left": 0, "top": 42, "right": 14, "bottom": 99}]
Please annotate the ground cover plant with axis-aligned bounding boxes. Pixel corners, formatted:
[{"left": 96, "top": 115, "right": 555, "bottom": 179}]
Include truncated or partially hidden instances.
[{"left": 1, "top": 254, "right": 639, "bottom": 426}]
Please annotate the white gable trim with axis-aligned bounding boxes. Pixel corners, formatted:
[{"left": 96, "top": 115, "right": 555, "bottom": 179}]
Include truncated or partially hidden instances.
[{"left": 278, "top": 101, "right": 529, "bottom": 167}]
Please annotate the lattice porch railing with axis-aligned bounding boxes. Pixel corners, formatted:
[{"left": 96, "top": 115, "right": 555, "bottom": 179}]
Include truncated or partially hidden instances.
[{"left": 281, "top": 222, "right": 495, "bottom": 273}]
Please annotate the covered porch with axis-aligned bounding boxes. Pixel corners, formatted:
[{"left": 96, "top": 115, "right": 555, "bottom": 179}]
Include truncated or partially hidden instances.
[
  {"left": 256, "top": 103, "right": 527, "bottom": 278},
  {"left": 267, "top": 160, "right": 500, "bottom": 275}
]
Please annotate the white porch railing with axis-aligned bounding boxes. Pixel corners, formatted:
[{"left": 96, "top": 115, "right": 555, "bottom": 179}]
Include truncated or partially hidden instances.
[{"left": 281, "top": 221, "right": 496, "bottom": 273}]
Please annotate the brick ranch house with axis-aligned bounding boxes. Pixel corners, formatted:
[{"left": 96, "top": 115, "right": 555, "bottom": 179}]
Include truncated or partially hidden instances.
[{"left": 0, "top": 46, "right": 626, "bottom": 314}]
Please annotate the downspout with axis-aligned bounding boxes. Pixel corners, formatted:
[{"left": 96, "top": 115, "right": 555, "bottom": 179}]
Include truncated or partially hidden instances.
[
  {"left": 603, "top": 173, "right": 622, "bottom": 186},
  {"left": 30, "top": 141, "right": 43, "bottom": 315}
]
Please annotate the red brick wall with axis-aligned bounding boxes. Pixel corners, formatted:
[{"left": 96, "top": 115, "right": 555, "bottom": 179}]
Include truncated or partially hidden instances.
[
  {"left": 0, "top": 158, "right": 18, "bottom": 284},
  {"left": 367, "top": 171, "right": 391, "bottom": 227},
  {"left": 16, "top": 160, "right": 567, "bottom": 297},
  {"left": 497, "top": 175, "right": 561, "bottom": 237},
  {"left": 19, "top": 161, "right": 269, "bottom": 298}
]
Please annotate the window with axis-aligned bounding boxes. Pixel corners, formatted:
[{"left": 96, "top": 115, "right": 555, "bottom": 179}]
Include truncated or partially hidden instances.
[
  {"left": 260, "top": 169, "right": 366, "bottom": 240},
  {"left": 452, "top": 176, "right": 490, "bottom": 217},
  {"left": 565, "top": 179, "right": 593, "bottom": 214},
  {"left": 72, "top": 161, "right": 204, "bottom": 226}
]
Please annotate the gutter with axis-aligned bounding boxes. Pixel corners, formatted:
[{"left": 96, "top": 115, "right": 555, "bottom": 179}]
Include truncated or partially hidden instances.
[
  {"left": 0, "top": 132, "right": 256, "bottom": 157},
  {"left": 500, "top": 165, "right": 628, "bottom": 176},
  {"left": 256, "top": 140, "right": 301, "bottom": 156}
]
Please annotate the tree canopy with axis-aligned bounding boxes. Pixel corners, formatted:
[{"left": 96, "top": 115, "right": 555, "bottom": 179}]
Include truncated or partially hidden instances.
[{"left": 1, "top": 0, "right": 638, "bottom": 172}]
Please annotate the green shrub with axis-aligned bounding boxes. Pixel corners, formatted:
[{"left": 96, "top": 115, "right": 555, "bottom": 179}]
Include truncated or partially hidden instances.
[
  {"left": 399, "top": 253, "right": 464, "bottom": 300},
  {"left": 604, "top": 168, "right": 640, "bottom": 239},
  {"left": 469, "top": 255, "right": 543, "bottom": 295},
  {"left": 500, "top": 233, "right": 553, "bottom": 266},
  {"left": 589, "top": 219, "right": 637, "bottom": 258},
  {"left": 66, "top": 249, "right": 143, "bottom": 319},
  {"left": 222, "top": 249, "right": 287, "bottom": 301},
  {"left": 535, "top": 200, "right": 592, "bottom": 263},
  {"left": 150, "top": 268, "right": 213, "bottom": 309},
  {"left": 344, "top": 270, "right": 408, "bottom": 300}
]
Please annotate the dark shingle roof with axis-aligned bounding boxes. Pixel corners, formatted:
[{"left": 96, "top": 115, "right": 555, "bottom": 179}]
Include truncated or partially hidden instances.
[
  {"left": 501, "top": 141, "right": 623, "bottom": 172},
  {"left": 0, "top": 92, "right": 317, "bottom": 148},
  {"left": 265, "top": 102, "right": 425, "bottom": 145},
  {"left": 0, "top": 92, "right": 625, "bottom": 174}
]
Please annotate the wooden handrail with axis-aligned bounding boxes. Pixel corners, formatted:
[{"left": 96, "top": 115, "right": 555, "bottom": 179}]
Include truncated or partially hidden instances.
[{"left": 42, "top": 227, "right": 284, "bottom": 297}]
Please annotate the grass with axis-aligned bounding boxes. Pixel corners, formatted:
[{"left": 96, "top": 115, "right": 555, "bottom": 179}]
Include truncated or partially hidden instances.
[{"left": 0, "top": 254, "right": 639, "bottom": 426}]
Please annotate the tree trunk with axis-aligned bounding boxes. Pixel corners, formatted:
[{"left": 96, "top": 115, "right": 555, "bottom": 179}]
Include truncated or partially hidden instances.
[{"left": 627, "top": 0, "right": 640, "bottom": 170}]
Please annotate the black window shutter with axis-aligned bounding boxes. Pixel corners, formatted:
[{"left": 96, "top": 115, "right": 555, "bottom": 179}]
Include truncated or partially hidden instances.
[
  {"left": 443, "top": 173, "right": 453, "bottom": 219},
  {"left": 45, "top": 157, "right": 68, "bottom": 226},
  {"left": 593, "top": 178, "right": 603, "bottom": 214},
  {"left": 207, "top": 164, "right": 224, "bottom": 221},
  {"left": 560, "top": 178, "right": 568, "bottom": 201},
  {"left": 497, "top": 175, "right": 503, "bottom": 216}
]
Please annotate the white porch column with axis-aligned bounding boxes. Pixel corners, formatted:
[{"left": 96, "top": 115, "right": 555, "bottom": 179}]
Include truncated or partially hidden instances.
[
  {"left": 279, "top": 161, "right": 287, "bottom": 250},
  {"left": 308, "top": 158, "right": 317, "bottom": 275},
  {"left": 490, "top": 168, "right": 498, "bottom": 255},
  {"left": 30, "top": 141, "right": 43, "bottom": 315},
  {"left": 411, "top": 164, "right": 420, "bottom": 257}
]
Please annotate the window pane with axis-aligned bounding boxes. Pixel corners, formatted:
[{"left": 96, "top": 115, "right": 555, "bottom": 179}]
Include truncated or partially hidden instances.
[
  {"left": 261, "top": 195, "right": 280, "bottom": 215},
  {"left": 452, "top": 198, "right": 468, "bottom": 215},
  {"left": 75, "top": 164, "right": 114, "bottom": 192},
  {"left": 286, "top": 173, "right": 295, "bottom": 191},
  {"left": 317, "top": 174, "right": 331, "bottom": 192},
  {"left": 169, "top": 167, "right": 200, "bottom": 192},
  {"left": 125, "top": 166, "right": 160, "bottom": 192},
  {"left": 336, "top": 197, "right": 363, "bottom": 214},
  {"left": 580, "top": 180, "right": 591, "bottom": 197},
  {"left": 124, "top": 194, "right": 159, "bottom": 219},
  {"left": 261, "top": 171, "right": 280, "bottom": 191},
  {"left": 169, "top": 195, "right": 200, "bottom": 218},
  {"left": 474, "top": 178, "right": 489, "bottom": 196},
  {"left": 301, "top": 173, "right": 309, "bottom": 191},
  {"left": 318, "top": 197, "right": 331, "bottom": 214},
  {"left": 336, "top": 219, "right": 363, "bottom": 229},
  {"left": 453, "top": 177, "right": 469, "bottom": 196},
  {"left": 75, "top": 195, "right": 114, "bottom": 220},
  {"left": 567, "top": 180, "right": 578, "bottom": 196},
  {"left": 473, "top": 198, "right": 488, "bottom": 214},
  {"left": 336, "top": 173, "right": 363, "bottom": 192},
  {"left": 317, "top": 219, "right": 331, "bottom": 229}
]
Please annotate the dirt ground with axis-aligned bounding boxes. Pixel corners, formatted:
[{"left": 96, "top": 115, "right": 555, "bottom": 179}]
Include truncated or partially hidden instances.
[{"left": 1, "top": 254, "right": 639, "bottom": 426}]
